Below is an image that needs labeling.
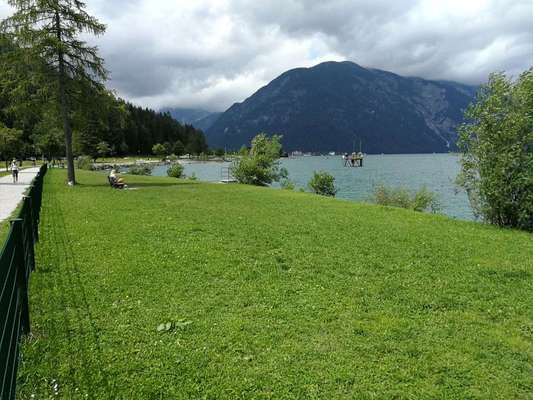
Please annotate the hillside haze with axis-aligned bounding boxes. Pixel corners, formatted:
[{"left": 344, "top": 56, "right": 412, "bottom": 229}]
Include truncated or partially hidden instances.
[
  {"left": 160, "top": 107, "right": 222, "bottom": 132},
  {"left": 206, "top": 61, "right": 477, "bottom": 153}
]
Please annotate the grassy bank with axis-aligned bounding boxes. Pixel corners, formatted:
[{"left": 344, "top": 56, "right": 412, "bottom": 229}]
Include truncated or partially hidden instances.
[{"left": 18, "top": 169, "right": 532, "bottom": 399}]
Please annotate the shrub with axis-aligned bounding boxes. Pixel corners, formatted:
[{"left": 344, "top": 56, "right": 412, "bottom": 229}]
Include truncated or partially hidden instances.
[
  {"left": 412, "top": 187, "right": 441, "bottom": 213},
  {"left": 128, "top": 164, "right": 153, "bottom": 175},
  {"left": 76, "top": 156, "right": 93, "bottom": 170},
  {"left": 231, "top": 134, "right": 288, "bottom": 186},
  {"left": 152, "top": 143, "right": 167, "bottom": 159},
  {"left": 457, "top": 70, "right": 533, "bottom": 231},
  {"left": 371, "top": 184, "right": 440, "bottom": 213},
  {"left": 280, "top": 178, "right": 295, "bottom": 190},
  {"left": 167, "top": 163, "right": 184, "bottom": 178},
  {"left": 167, "top": 154, "right": 178, "bottom": 162},
  {"left": 308, "top": 171, "right": 337, "bottom": 197}
]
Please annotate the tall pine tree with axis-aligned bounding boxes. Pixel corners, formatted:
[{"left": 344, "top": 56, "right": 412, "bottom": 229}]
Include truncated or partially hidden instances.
[{"left": 1, "top": 0, "right": 107, "bottom": 184}]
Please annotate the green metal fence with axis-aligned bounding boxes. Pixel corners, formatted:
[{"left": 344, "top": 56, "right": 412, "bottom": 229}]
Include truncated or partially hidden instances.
[{"left": 0, "top": 164, "right": 47, "bottom": 400}]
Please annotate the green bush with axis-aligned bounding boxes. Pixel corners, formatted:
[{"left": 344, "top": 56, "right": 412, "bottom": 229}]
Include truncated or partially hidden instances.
[
  {"left": 76, "top": 156, "right": 94, "bottom": 170},
  {"left": 128, "top": 164, "right": 153, "bottom": 175},
  {"left": 231, "top": 134, "right": 287, "bottom": 186},
  {"left": 457, "top": 70, "right": 533, "bottom": 231},
  {"left": 152, "top": 143, "right": 167, "bottom": 159},
  {"left": 371, "top": 185, "right": 440, "bottom": 213},
  {"left": 167, "top": 163, "right": 184, "bottom": 178},
  {"left": 308, "top": 171, "right": 337, "bottom": 197},
  {"left": 280, "top": 178, "right": 295, "bottom": 190}
]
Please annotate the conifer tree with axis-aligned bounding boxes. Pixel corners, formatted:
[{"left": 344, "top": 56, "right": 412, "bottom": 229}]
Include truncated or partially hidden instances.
[{"left": 1, "top": 0, "right": 107, "bottom": 184}]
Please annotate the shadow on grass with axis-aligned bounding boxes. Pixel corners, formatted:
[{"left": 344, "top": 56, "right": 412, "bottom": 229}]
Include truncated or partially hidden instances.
[
  {"left": 30, "top": 188, "right": 113, "bottom": 396},
  {"left": 76, "top": 182, "right": 199, "bottom": 189}
]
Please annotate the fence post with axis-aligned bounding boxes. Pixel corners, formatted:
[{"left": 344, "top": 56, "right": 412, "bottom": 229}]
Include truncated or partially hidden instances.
[
  {"left": 30, "top": 187, "right": 39, "bottom": 243},
  {"left": 9, "top": 219, "right": 30, "bottom": 335},
  {"left": 19, "top": 197, "right": 38, "bottom": 277}
]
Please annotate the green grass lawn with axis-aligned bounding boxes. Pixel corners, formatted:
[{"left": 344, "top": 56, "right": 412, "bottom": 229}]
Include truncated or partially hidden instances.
[{"left": 17, "top": 169, "right": 533, "bottom": 399}]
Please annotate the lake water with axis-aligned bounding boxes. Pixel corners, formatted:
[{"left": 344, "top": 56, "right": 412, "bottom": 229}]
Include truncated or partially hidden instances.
[{"left": 152, "top": 154, "right": 474, "bottom": 221}]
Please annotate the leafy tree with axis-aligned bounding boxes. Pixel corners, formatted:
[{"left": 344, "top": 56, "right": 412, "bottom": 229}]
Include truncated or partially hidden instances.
[
  {"left": 186, "top": 133, "right": 208, "bottom": 156},
  {"left": 214, "top": 148, "right": 225, "bottom": 157},
  {"left": 152, "top": 143, "right": 167, "bottom": 158},
  {"left": 163, "top": 141, "right": 173, "bottom": 156},
  {"left": 0, "top": 123, "right": 23, "bottom": 169},
  {"left": 173, "top": 140, "right": 184, "bottom": 156},
  {"left": 76, "top": 155, "right": 93, "bottom": 170},
  {"left": 250, "top": 134, "right": 283, "bottom": 159},
  {"left": 457, "top": 70, "right": 533, "bottom": 231},
  {"left": 33, "top": 130, "right": 63, "bottom": 162},
  {"left": 238, "top": 145, "right": 249, "bottom": 156},
  {"left": 96, "top": 141, "right": 111, "bottom": 159},
  {"left": 308, "top": 171, "right": 337, "bottom": 197},
  {"left": 31, "top": 111, "right": 64, "bottom": 161},
  {"left": 231, "top": 133, "right": 288, "bottom": 186},
  {"left": 184, "top": 142, "right": 195, "bottom": 157},
  {"left": 119, "top": 141, "right": 128, "bottom": 154},
  {"left": 72, "top": 87, "right": 126, "bottom": 158},
  {"left": 2, "top": 0, "right": 107, "bottom": 184},
  {"left": 0, "top": 34, "right": 49, "bottom": 137}
]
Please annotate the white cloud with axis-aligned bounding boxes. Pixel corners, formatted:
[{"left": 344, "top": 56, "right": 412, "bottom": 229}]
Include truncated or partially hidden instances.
[{"left": 1, "top": 0, "right": 532, "bottom": 111}]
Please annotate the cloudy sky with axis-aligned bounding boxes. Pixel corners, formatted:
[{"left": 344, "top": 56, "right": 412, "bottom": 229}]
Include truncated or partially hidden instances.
[{"left": 2, "top": 0, "right": 532, "bottom": 112}]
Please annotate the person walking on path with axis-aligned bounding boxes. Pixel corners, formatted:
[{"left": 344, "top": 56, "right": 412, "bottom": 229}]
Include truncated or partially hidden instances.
[
  {"left": 10, "top": 159, "right": 19, "bottom": 183},
  {"left": 0, "top": 166, "right": 40, "bottom": 223}
]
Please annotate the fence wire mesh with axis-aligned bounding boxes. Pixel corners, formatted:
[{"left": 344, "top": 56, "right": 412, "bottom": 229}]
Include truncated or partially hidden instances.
[{"left": 0, "top": 164, "right": 47, "bottom": 400}]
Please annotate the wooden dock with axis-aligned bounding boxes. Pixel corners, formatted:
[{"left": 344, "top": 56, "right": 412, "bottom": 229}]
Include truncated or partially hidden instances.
[{"left": 343, "top": 153, "right": 364, "bottom": 167}]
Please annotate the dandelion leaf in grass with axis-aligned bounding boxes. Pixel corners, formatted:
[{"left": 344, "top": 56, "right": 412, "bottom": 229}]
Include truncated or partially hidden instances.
[
  {"left": 157, "top": 322, "right": 174, "bottom": 332},
  {"left": 175, "top": 320, "right": 193, "bottom": 329},
  {"left": 157, "top": 320, "right": 191, "bottom": 332}
]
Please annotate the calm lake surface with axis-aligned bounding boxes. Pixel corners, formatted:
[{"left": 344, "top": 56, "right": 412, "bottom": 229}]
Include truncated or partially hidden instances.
[{"left": 152, "top": 154, "right": 474, "bottom": 221}]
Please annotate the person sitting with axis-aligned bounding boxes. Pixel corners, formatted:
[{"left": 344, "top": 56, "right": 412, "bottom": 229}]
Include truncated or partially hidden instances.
[{"left": 108, "top": 169, "right": 126, "bottom": 189}]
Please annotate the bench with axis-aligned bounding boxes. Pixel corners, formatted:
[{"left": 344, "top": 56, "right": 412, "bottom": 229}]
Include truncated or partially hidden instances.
[{"left": 108, "top": 175, "right": 125, "bottom": 189}]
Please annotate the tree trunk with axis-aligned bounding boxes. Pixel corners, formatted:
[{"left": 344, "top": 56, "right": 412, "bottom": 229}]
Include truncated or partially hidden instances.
[
  {"left": 59, "top": 77, "right": 75, "bottom": 184},
  {"left": 55, "top": 11, "right": 75, "bottom": 184}
]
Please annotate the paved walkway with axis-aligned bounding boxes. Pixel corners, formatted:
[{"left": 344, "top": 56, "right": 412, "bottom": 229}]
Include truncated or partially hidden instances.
[{"left": 0, "top": 167, "right": 40, "bottom": 223}]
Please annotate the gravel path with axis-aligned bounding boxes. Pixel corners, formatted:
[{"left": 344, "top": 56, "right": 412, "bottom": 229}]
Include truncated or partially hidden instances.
[{"left": 0, "top": 167, "right": 40, "bottom": 223}]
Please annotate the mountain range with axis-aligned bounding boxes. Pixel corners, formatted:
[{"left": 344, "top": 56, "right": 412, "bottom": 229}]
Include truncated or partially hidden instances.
[
  {"left": 202, "top": 61, "right": 477, "bottom": 154},
  {"left": 160, "top": 107, "right": 222, "bottom": 132}
]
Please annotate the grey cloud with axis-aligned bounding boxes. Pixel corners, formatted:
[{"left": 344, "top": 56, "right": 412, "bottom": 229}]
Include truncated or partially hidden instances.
[
  {"left": 231, "top": 0, "right": 533, "bottom": 84},
  {"left": 2, "top": 0, "right": 532, "bottom": 111}
]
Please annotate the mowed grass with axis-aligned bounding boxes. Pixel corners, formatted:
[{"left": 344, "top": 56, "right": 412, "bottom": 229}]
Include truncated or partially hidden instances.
[{"left": 17, "top": 169, "right": 533, "bottom": 399}]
